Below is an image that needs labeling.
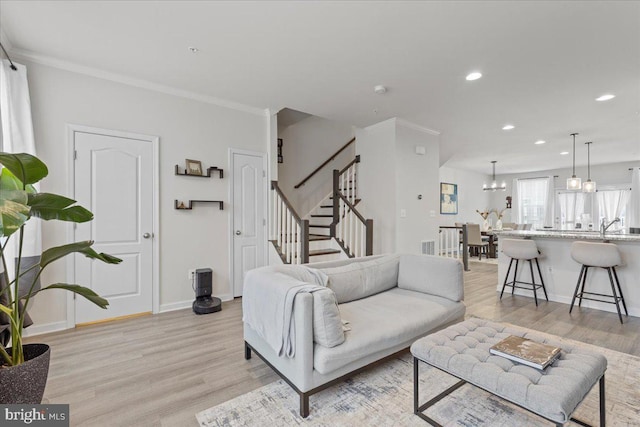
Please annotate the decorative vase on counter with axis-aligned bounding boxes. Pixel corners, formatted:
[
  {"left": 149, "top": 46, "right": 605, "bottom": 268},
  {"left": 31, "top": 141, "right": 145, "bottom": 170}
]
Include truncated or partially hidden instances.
[
  {"left": 482, "top": 219, "right": 490, "bottom": 231},
  {"left": 495, "top": 219, "right": 503, "bottom": 230}
]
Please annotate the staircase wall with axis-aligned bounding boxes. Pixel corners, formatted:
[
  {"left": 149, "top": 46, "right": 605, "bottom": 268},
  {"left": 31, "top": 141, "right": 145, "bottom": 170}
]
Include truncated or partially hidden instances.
[
  {"left": 356, "top": 118, "right": 441, "bottom": 255},
  {"left": 277, "top": 115, "right": 355, "bottom": 216}
]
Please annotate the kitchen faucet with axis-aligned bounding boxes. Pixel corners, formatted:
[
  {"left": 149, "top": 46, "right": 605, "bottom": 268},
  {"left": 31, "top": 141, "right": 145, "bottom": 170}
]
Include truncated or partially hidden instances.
[{"left": 600, "top": 217, "right": 620, "bottom": 237}]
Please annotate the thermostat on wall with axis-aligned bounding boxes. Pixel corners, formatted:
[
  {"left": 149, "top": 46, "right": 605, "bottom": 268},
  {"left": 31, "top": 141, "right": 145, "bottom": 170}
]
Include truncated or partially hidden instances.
[{"left": 415, "top": 146, "right": 426, "bottom": 155}]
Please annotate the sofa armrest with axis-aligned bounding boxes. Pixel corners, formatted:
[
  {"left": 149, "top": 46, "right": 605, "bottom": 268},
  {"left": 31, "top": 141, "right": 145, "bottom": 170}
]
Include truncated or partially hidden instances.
[
  {"left": 397, "top": 254, "right": 464, "bottom": 302},
  {"left": 243, "top": 292, "right": 315, "bottom": 392}
]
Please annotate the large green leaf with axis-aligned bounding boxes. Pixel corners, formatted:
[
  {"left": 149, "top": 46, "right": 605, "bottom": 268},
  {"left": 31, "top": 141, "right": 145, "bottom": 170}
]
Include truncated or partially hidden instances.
[
  {"left": 31, "top": 284, "right": 109, "bottom": 309},
  {"left": 0, "top": 168, "right": 36, "bottom": 193},
  {"left": 40, "top": 241, "right": 122, "bottom": 269},
  {"left": 0, "top": 190, "right": 30, "bottom": 237},
  {"left": 0, "top": 152, "right": 48, "bottom": 185},
  {"left": 28, "top": 193, "right": 94, "bottom": 222}
]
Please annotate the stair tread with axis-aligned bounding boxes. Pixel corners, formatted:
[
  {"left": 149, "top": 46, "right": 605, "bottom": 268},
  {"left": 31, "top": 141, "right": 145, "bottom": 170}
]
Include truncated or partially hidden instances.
[
  {"left": 320, "top": 205, "right": 333, "bottom": 208},
  {"left": 309, "top": 235, "right": 331, "bottom": 241},
  {"left": 310, "top": 214, "right": 333, "bottom": 217},
  {"left": 309, "top": 224, "right": 331, "bottom": 228},
  {"left": 309, "top": 249, "right": 341, "bottom": 256}
]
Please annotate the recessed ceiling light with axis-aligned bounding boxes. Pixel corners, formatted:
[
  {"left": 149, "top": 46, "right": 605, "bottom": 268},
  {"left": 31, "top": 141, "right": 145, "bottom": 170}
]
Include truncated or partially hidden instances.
[
  {"left": 502, "top": 125, "right": 515, "bottom": 130},
  {"left": 560, "top": 151, "right": 569, "bottom": 155},
  {"left": 188, "top": 46, "right": 199, "bottom": 53},
  {"left": 373, "top": 85, "right": 387, "bottom": 94},
  {"left": 466, "top": 72, "right": 482, "bottom": 81},
  {"left": 534, "top": 140, "right": 546, "bottom": 145},
  {"left": 596, "top": 94, "right": 615, "bottom": 101}
]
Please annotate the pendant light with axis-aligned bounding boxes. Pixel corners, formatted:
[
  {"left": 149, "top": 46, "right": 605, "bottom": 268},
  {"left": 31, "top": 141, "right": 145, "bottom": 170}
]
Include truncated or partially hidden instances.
[
  {"left": 566, "top": 133, "right": 582, "bottom": 190},
  {"left": 483, "top": 161, "right": 507, "bottom": 191},
  {"left": 582, "top": 141, "right": 596, "bottom": 192}
]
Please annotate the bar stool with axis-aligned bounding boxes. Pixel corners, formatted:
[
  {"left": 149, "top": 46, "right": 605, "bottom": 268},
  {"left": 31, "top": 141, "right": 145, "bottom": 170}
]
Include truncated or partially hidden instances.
[
  {"left": 570, "top": 241, "right": 628, "bottom": 324},
  {"left": 500, "top": 239, "right": 548, "bottom": 306}
]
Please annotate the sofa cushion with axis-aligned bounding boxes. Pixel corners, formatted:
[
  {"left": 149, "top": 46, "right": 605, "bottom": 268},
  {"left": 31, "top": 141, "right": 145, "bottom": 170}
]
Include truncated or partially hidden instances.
[
  {"left": 313, "top": 287, "right": 465, "bottom": 374},
  {"left": 319, "top": 254, "right": 400, "bottom": 303},
  {"left": 312, "top": 289, "right": 345, "bottom": 348},
  {"left": 397, "top": 254, "right": 464, "bottom": 302}
]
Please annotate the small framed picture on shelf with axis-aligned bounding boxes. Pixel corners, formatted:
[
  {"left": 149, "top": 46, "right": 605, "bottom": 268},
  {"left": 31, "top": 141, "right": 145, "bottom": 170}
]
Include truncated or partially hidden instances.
[{"left": 185, "top": 159, "right": 203, "bottom": 176}]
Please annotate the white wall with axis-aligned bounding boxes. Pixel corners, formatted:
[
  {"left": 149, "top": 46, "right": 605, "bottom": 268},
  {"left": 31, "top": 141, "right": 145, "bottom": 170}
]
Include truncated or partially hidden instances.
[
  {"left": 356, "top": 118, "right": 441, "bottom": 255},
  {"left": 22, "top": 60, "right": 267, "bottom": 330},
  {"left": 438, "top": 166, "right": 492, "bottom": 226},
  {"left": 277, "top": 115, "right": 354, "bottom": 216},
  {"left": 355, "top": 119, "right": 396, "bottom": 254},
  {"left": 395, "top": 123, "right": 440, "bottom": 253},
  {"left": 490, "top": 161, "right": 640, "bottom": 223}
]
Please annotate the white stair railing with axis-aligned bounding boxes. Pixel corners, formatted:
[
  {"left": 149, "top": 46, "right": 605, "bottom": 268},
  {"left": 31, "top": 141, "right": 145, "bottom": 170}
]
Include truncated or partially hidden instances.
[
  {"left": 332, "top": 156, "right": 373, "bottom": 258},
  {"left": 270, "top": 181, "right": 308, "bottom": 264},
  {"left": 438, "top": 225, "right": 469, "bottom": 271}
]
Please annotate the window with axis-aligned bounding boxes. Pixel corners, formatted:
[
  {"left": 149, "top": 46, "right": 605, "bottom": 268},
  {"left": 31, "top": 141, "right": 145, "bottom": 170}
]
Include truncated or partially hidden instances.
[
  {"left": 516, "top": 178, "right": 549, "bottom": 229},
  {"left": 555, "top": 187, "right": 630, "bottom": 230},
  {"left": 597, "top": 189, "right": 630, "bottom": 228}
]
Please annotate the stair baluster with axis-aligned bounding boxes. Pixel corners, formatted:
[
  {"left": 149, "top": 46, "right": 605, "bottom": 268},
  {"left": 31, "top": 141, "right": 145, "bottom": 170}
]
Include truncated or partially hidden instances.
[{"left": 270, "top": 181, "right": 309, "bottom": 264}]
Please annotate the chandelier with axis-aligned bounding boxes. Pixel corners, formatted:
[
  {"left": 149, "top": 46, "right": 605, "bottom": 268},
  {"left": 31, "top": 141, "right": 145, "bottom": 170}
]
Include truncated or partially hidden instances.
[{"left": 483, "top": 161, "right": 506, "bottom": 191}]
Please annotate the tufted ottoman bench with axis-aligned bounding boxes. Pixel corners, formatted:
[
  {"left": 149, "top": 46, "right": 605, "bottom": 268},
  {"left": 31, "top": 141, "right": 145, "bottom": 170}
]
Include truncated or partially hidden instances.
[{"left": 410, "top": 318, "right": 607, "bottom": 426}]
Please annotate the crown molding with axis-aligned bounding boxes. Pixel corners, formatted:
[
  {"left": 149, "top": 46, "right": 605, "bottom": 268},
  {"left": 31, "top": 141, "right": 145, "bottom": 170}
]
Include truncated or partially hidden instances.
[
  {"left": 9, "top": 47, "right": 269, "bottom": 117},
  {"left": 396, "top": 118, "right": 440, "bottom": 136}
]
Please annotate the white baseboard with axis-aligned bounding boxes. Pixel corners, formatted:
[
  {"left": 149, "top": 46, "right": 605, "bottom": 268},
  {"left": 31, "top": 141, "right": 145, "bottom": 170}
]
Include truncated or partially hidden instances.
[
  {"left": 159, "top": 300, "right": 193, "bottom": 313},
  {"left": 22, "top": 321, "right": 69, "bottom": 337}
]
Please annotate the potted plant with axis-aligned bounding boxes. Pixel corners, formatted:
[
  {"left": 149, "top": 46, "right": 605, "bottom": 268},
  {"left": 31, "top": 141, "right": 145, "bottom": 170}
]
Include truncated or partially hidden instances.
[{"left": 0, "top": 152, "right": 121, "bottom": 404}]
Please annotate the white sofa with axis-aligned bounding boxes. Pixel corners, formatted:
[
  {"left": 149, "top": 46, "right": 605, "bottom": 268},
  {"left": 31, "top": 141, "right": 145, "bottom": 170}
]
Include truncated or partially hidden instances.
[{"left": 243, "top": 254, "right": 465, "bottom": 417}]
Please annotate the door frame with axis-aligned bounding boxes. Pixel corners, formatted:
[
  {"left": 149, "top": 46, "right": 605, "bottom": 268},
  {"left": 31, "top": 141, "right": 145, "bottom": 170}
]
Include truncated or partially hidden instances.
[
  {"left": 65, "top": 124, "right": 160, "bottom": 329},
  {"left": 228, "top": 148, "right": 268, "bottom": 298}
]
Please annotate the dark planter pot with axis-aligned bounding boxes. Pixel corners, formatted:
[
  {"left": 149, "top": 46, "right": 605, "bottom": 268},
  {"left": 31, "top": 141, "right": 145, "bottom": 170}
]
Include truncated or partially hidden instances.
[{"left": 0, "top": 343, "right": 51, "bottom": 404}]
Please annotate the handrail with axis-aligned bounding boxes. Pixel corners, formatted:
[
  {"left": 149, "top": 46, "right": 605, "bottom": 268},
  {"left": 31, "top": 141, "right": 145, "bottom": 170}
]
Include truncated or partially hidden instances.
[
  {"left": 339, "top": 155, "right": 360, "bottom": 175},
  {"left": 271, "top": 181, "right": 302, "bottom": 222},
  {"left": 294, "top": 137, "right": 355, "bottom": 189},
  {"left": 337, "top": 192, "right": 366, "bottom": 223}
]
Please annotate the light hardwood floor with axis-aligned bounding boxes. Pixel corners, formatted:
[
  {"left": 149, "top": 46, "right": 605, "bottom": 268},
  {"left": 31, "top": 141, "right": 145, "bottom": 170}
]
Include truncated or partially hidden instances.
[{"left": 26, "top": 263, "right": 640, "bottom": 426}]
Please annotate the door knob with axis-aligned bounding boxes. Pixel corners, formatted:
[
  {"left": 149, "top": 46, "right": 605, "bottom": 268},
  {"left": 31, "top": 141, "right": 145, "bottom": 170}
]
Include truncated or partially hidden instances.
[
  {"left": 235, "top": 230, "right": 241, "bottom": 235},
  {"left": 143, "top": 233, "right": 151, "bottom": 239}
]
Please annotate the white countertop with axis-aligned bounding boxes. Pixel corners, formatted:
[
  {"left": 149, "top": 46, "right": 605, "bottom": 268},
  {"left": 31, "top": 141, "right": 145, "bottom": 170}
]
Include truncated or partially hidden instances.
[{"left": 494, "top": 229, "right": 640, "bottom": 243}]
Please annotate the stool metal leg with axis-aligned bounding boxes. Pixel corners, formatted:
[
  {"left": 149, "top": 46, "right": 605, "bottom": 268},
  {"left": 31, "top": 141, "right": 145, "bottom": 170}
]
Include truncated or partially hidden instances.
[
  {"left": 500, "top": 258, "right": 514, "bottom": 300},
  {"left": 512, "top": 260, "right": 519, "bottom": 295},
  {"left": 570, "top": 265, "right": 585, "bottom": 313},
  {"left": 578, "top": 266, "right": 589, "bottom": 307},
  {"left": 529, "top": 260, "right": 538, "bottom": 307},
  {"left": 606, "top": 267, "right": 624, "bottom": 324},
  {"left": 535, "top": 258, "right": 549, "bottom": 301},
  {"left": 611, "top": 267, "right": 628, "bottom": 316}
]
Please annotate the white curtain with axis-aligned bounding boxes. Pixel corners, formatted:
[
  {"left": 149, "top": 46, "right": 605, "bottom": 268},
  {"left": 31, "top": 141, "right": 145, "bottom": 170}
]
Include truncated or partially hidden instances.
[
  {"left": 557, "top": 191, "right": 585, "bottom": 228},
  {"left": 597, "top": 189, "right": 630, "bottom": 227},
  {"left": 511, "top": 178, "right": 520, "bottom": 223},
  {"left": 628, "top": 168, "right": 640, "bottom": 229},
  {"left": 516, "top": 177, "right": 549, "bottom": 229},
  {"left": 543, "top": 175, "right": 554, "bottom": 227},
  {"left": 0, "top": 59, "right": 41, "bottom": 292}
]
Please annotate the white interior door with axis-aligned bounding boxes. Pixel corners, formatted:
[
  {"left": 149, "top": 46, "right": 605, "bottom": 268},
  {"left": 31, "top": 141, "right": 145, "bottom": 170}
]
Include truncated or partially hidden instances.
[
  {"left": 73, "top": 129, "right": 154, "bottom": 324},
  {"left": 232, "top": 151, "right": 265, "bottom": 297}
]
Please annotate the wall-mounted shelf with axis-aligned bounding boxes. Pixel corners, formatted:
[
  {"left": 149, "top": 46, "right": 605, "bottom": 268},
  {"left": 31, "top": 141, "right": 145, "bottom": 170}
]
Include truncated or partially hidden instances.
[
  {"left": 175, "top": 200, "right": 224, "bottom": 210},
  {"left": 175, "top": 165, "right": 224, "bottom": 179}
]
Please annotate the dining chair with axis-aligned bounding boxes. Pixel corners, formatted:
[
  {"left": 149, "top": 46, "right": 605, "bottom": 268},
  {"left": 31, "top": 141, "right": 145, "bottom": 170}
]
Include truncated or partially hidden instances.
[{"left": 466, "top": 223, "right": 489, "bottom": 260}]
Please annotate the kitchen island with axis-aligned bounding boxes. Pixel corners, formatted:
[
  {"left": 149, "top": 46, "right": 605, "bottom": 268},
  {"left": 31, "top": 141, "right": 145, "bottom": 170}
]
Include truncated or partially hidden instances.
[{"left": 495, "top": 229, "right": 640, "bottom": 317}]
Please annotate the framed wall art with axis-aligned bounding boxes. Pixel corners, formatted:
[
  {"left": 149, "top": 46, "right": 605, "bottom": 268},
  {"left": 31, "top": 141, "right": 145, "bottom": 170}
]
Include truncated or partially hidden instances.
[{"left": 440, "top": 182, "right": 458, "bottom": 214}]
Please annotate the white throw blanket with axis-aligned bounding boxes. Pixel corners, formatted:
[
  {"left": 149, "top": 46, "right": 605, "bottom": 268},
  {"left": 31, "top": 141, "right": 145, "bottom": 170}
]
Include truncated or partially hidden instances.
[{"left": 243, "top": 266, "right": 327, "bottom": 358}]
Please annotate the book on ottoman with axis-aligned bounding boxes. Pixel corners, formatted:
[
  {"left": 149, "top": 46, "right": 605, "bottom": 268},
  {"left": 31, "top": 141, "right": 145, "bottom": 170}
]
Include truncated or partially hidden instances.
[{"left": 490, "top": 335, "right": 561, "bottom": 370}]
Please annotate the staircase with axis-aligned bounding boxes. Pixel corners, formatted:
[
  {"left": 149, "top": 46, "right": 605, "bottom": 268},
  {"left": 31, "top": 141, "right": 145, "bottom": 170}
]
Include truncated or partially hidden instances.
[{"left": 270, "top": 139, "right": 373, "bottom": 264}]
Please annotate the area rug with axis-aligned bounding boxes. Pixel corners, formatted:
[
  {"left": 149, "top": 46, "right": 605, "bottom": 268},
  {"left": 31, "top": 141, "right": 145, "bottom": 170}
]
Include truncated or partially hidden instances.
[{"left": 196, "top": 336, "right": 640, "bottom": 426}]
